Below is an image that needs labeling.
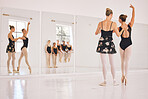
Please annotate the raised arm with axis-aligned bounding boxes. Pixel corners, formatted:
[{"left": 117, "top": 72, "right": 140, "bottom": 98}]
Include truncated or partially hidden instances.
[
  {"left": 95, "top": 22, "right": 101, "bottom": 35},
  {"left": 26, "top": 22, "right": 30, "bottom": 34},
  {"left": 129, "top": 4, "right": 135, "bottom": 28},
  {"left": 113, "top": 22, "right": 124, "bottom": 37}
]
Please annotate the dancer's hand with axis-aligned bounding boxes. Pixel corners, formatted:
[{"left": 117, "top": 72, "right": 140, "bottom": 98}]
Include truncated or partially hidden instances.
[
  {"left": 28, "top": 22, "right": 30, "bottom": 25},
  {"left": 130, "top": 4, "right": 134, "bottom": 9},
  {"left": 122, "top": 24, "right": 128, "bottom": 30}
]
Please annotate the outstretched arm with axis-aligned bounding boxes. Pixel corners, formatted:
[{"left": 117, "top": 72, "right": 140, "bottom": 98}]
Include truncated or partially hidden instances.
[
  {"left": 95, "top": 22, "right": 101, "bottom": 35},
  {"left": 129, "top": 4, "right": 135, "bottom": 28},
  {"left": 8, "top": 34, "right": 21, "bottom": 42},
  {"left": 113, "top": 22, "right": 124, "bottom": 37}
]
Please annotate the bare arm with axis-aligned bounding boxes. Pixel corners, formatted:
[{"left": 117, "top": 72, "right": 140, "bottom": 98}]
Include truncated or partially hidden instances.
[
  {"left": 113, "top": 22, "right": 124, "bottom": 37},
  {"left": 26, "top": 22, "right": 30, "bottom": 34},
  {"left": 45, "top": 44, "right": 48, "bottom": 53},
  {"left": 129, "top": 4, "right": 135, "bottom": 28},
  {"left": 95, "top": 22, "right": 101, "bottom": 35},
  {"left": 70, "top": 45, "right": 72, "bottom": 51},
  {"left": 8, "top": 34, "right": 20, "bottom": 42}
]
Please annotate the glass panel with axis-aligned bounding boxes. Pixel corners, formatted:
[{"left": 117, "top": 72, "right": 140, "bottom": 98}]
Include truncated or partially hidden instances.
[{"left": 16, "top": 21, "right": 26, "bottom": 32}]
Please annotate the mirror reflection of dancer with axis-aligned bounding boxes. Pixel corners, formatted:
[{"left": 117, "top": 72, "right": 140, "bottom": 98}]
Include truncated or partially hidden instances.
[
  {"left": 52, "top": 42, "right": 58, "bottom": 68},
  {"left": 61, "top": 41, "right": 67, "bottom": 62},
  {"left": 6, "top": 25, "right": 21, "bottom": 73},
  {"left": 119, "top": 4, "right": 135, "bottom": 85},
  {"left": 45, "top": 40, "right": 52, "bottom": 68},
  {"left": 17, "top": 22, "right": 31, "bottom": 74},
  {"left": 95, "top": 8, "right": 125, "bottom": 86},
  {"left": 57, "top": 40, "right": 63, "bottom": 62},
  {"left": 66, "top": 41, "right": 72, "bottom": 62}
]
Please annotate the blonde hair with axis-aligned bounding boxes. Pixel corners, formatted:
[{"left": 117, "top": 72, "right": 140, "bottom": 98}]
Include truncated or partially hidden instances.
[{"left": 106, "top": 8, "right": 113, "bottom": 16}]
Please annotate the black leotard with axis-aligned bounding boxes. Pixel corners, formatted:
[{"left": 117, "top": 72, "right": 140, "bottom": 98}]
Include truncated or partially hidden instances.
[
  {"left": 52, "top": 47, "right": 57, "bottom": 55},
  {"left": 119, "top": 24, "right": 132, "bottom": 50},
  {"left": 47, "top": 45, "right": 51, "bottom": 54},
  {"left": 6, "top": 35, "right": 15, "bottom": 53},
  {"left": 67, "top": 46, "right": 72, "bottom": 51},
  {"left": 61, "top": 44, "right": 67, "bottom": 51},
  {"left": 21, "top": 36, "right": 29, "bottom": 50},
  {"left": 57, "top": 45, "right": 61, "bottom": 50}
]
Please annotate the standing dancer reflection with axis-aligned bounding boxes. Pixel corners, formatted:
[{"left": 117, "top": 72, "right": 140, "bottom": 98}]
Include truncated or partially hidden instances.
[{"left": 17, "top": 22, "right": 31, "bottom": 74}]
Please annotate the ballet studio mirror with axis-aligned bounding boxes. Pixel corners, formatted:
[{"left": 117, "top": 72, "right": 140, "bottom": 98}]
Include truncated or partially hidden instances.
[
  {"left": 0, "top": 8, "right": 40, "bottom": 75},
  {"left": 41, "top": 11, "right": 75, "bottom": 74}
]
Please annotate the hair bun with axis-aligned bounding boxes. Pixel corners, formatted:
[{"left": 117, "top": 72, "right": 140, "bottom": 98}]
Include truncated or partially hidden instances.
[
  {"left": 106, "top": 8, "right": 110, "bottom": 11},
  {"left": 9, "top": 25, "right": 11, "bottom": 27}
]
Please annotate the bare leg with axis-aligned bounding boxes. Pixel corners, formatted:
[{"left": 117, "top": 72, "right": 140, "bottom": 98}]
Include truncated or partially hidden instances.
[
  {"left": 64, "top": 52, "right": 68, "bottom": 62},
  {"left": 18, "top": 52, "right": 24, "bottom": 71},
  {"left": 7, "top": 52, "right": 12, "bottom": 73},
  {"left": 100, "top": 54, "right": 107, "bottom": 86},
  {"left": 22, "top": 48, "right": 31, "bottom": 74},
  {"left": 55, "top": 55, "right": 57, "bottom": 67},
  {"left": 59, "top": 51, "right": 63, "bottom": 62}
]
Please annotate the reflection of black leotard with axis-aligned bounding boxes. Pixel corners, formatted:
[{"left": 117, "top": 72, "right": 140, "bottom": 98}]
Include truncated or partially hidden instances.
[
  {"left": 6, "top": 35, "right": 15, "bottom": 53},
  {"left": 119, "top": 25, "right": 132, "bottom": 50},
  {"left": 61, "top": 44, "right": 67, "bottom": 51},
  {"left": 67, "top": 46, "right": 71, "bottom": 51},
  {"left": 47, "top": 45, "right": 51, "bottom": 54},
  {"left": 52, "top": 47, "right": 57, "bottom": 55},
  {"left": 57, "top": 45, "right": 61, "bottom": 50},
  {"left": 21, "top": 36, "right": 29, "bottom": 50}
]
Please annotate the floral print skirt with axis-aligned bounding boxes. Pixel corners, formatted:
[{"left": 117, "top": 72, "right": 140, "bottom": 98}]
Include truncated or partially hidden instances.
[
  {"left": 6, "top": 43, "right": 15, "bottom": 53},
  {"left": 96, "top": 36, "right": 116, "bottom": 54}
]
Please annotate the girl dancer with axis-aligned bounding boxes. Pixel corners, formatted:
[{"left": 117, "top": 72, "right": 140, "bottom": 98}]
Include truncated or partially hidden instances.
[
  {"left": 119, "top": 4, "right": 135, "bottom": 85},
  {"left": 17, "top": 22, "right": 31, "bottom": 74},
  {"left": 57, "top": 40, "right": 63, "bottom": 62},
  {"left": 61, "top": 41, "right": 67, "bottom": 62},
  {"left": 6, "top": 25, "right": 21, "bottom": 73},
  {"left": 66, "top": 41, "right": 72, "bottom": 62},
  {"left": 52, "top": 42, "right": 58, "bottom": 68},
  {"left": 45, "top": 40, "right": 52, "bottom": 68},
  {"left": 95, "top": 8, "right": 126, "bottom": 86}
]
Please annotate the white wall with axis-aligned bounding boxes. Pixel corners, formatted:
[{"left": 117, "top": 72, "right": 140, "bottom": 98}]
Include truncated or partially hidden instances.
[
  {"left": 75, "top": 15, "right": 148, "bottom": 70},
  {"left": 1, "top": 0, "right": 148, "bottom": 24},
  {"left": 0, "top": 8, "right": 40, "bottom": 73},
  {"left": 41, "top": 11, "right": 74, "bottom": 68}
]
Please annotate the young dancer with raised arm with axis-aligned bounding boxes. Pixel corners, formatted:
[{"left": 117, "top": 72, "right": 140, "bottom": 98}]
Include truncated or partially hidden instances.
[
  {"left": 119, "top": 4, "right": 135, "bottom": 85},
  {"left": 17, "top": 22, "right": 31, "bottom": 74}
]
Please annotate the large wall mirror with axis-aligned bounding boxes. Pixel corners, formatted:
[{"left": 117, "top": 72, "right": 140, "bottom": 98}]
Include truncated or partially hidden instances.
[{"left": 41, "top": 12, "right": 75, "bottom": 74}]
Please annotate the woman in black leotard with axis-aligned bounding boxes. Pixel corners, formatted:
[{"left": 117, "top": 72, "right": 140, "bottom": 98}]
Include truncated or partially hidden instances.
[
  {"left": 61, "top": 41, "right": 67, "bottom": 62},
  {"left": 95, "top": 8, "right": 125, "bottom": 86},
  {"left": 118, "top": 4, "right": 135, "bottom": 85},
  {"left": 52, "top": 42, "right": 58, "bottom": 68},
  {"left": 57, "top": 40, "right": 63, "bottom": 62},
  {"left": 17, "top": 22, "right": 31, "bottom": 74},
  {"left": 6, "top": 25, "right": 21, "bottom": 73},
  {"left": 66, "top": 41, "right": 72, "bottom": 62},
  {"left": 45, "top": 40, "right": 52, "bottom": 68}
]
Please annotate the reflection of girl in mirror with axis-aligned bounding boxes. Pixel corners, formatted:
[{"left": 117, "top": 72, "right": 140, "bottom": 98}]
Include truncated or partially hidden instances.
[
  {"left": 17, "top": 22, "right": 31, "bottom": 74},
  {"left": 52, "top": 42, "right": 58, "bottom": 68},
  {"left": 119, "top": 4, "right": 135, "bottom": 85},
  {"left": 57, "top": 40, "right": 63, "bottom": 62},
  {"left": 61, "top": 41, "right": 67, "bottom": 62},
  {"left": 95, "top": 8, "right": 125, "bottom": 86},
  {"left": 45, "top": 40, "right": 52, "bottom": 68},
  {"left": 66, "top": 41, "right": 72, "bottom": 62},
  {"left": 6, "top": 25, "right": 21, "bottom": 73}
]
